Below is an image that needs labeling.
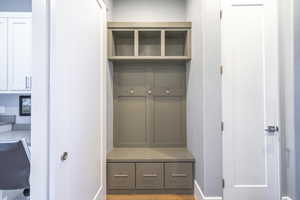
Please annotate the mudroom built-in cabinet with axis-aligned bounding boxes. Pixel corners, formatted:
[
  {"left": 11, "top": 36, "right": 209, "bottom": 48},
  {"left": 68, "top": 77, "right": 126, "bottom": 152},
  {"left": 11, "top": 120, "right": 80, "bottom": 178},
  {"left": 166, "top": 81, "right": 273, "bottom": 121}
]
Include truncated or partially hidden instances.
[
  {"left": 107, "top": 22, "right": 195, "bottom": 194},
  {"left": 0, "top": 13, "right": 32, "bottom": 93}
]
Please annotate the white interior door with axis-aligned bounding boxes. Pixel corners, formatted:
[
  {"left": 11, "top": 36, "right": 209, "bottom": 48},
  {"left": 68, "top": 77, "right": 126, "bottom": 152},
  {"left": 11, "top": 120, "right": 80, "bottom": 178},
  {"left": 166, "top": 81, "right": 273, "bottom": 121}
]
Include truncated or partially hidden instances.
[
  {"left": 222, "top": 0, "right": 281, "bottom": 200},
  {"left": 0, "top": 18, "right": 7, "bottom": 91},
  {"left": 8, "top": 17, "right": 32, "bottom": 91},
  {"left": 48, "top": 0, "right": 107, "bottom": 199}
]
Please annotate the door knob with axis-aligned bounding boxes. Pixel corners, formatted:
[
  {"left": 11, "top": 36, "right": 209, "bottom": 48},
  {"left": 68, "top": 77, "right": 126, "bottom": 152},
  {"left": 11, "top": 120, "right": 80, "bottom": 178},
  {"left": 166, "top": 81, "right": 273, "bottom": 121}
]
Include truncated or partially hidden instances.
[
  {"left": 265, "top": 126, "right": 279, "bottom": 135},
  {"left": 61, "top": 152, "right": 69, "bottom": 161}
]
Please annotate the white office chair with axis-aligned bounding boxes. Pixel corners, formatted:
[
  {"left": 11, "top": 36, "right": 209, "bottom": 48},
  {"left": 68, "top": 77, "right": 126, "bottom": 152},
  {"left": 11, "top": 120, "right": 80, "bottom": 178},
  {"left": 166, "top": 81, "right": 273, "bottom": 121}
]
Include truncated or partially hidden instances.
[{"left": 0, "top": 139, "right": 30, "bottom": 200}]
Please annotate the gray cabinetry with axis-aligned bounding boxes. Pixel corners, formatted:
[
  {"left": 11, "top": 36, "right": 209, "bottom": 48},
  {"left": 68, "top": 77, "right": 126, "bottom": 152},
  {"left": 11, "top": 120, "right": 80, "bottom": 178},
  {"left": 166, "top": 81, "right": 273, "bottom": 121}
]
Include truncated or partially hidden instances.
[
  {"left": 165, "top": 163, "right": 193, "bottom": 189},
  {"left": 108, "top": 22, "right": 194, "bottom": 195},
  {"left": 114, "top": 63, "right": 186, "bottom": 147},
  {"left": 107, "top": 148, "right": 195, "bottom": 194},
  {"left": 136, "top": 163, "right": 164, "bottom": 189},
  {"left": 107, "top": 162, "right": 194, "bottom": 194},
  {"left": 108, "top": 163, "right": 135, "bottom": 189},
  {"left": 108, "top": 22, "right": 192, "bottom": 61},
  {"left": 114, "top": 64, "right": 148, "bottom": 146}
]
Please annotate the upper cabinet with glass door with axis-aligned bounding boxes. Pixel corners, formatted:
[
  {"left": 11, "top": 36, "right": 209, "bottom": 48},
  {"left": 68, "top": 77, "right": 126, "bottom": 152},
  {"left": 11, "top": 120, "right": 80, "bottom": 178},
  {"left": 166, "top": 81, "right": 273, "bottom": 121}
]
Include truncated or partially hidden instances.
[
  {"left": 0, "top": 13, "right": 32, "bottom": 93},
  {"left": 108, "top": 22, "right": 191, "bottom": 61}
]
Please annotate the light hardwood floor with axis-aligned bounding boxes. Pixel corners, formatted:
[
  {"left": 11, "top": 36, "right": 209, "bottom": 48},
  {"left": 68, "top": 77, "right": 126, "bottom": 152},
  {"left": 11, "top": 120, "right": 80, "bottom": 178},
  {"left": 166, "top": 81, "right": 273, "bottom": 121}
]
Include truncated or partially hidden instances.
[{"left": 107, "top": 194, "right": 195, "bottom": 200}]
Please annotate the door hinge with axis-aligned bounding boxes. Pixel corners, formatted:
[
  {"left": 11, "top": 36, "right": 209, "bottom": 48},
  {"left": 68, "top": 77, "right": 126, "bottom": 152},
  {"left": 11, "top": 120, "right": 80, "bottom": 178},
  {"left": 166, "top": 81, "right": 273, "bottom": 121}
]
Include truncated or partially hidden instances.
[
  {"left": 221, "top": 121, "right": 224, "bottom": 132},
  {"left": 222, "top": 179, "right": 225, "bottom": 189},
  {"left": 220, "top": 65, "right": 223, "bottom": 75},
  {"left": 220, "top": 10, "right": 223, "bottom": 20}
]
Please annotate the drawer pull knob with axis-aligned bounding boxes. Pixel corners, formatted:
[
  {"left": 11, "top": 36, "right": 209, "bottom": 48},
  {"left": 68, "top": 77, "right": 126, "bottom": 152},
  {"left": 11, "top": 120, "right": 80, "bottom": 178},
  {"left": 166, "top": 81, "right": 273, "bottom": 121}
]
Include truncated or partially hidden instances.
[
  {"left": 172, "top": 174, "right": 187, "bottom": 177},
  {"left": 130, "top": 89, "right": 135, "bottom": 94},
  {"left": 114, "top": 174, "right": 129, "bottom": 177},
  {"left": 143, "top": 174, "right": 157, "bottom": 177},
  {"left": 147, "top": 90, "right": 152, "bottom": 95},
  {"left": 165, "top": 89, "right": 171, "bottom": 94}
]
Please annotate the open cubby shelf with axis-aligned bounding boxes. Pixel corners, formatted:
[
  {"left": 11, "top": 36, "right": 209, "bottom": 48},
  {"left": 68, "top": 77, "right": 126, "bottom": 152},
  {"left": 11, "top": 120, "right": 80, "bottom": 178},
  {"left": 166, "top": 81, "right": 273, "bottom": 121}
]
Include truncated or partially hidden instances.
[
  {"left": 111, "top": 30, "right": 135, "bottom": 56},
  {"left": 108, "top": 22, "right": 191, "bottom": 61},
  {"left": 139, "top": 31, "right": 161, "bottom": 56},
  {"left": 165, "top": 31, "right": 189, "bottom": 56}
]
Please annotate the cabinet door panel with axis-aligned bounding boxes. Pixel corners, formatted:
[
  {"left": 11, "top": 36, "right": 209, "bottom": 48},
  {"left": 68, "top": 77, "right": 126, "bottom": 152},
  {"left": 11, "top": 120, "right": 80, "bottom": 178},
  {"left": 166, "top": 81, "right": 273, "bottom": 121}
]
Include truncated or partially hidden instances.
[
  {"left": 115, "top": 97, "right": 147, "bottom": 146},
  {"left": 108, "top": 163, "right": 135, "bottom": 189},
  {"left": 153, "top": 64, "right": 185, "bottom": 90},
  {"left": 165, "top": 163, "right": 193, "bottom": 189},
  {"left": 8, "top": 18, "right": 32, "bottom": 91},
  {"left": 0, "top": 18, "right": 7, "bottom": 91},
  {"left": 115, "top": 64, "right": 147, "bottom": 91},
  {"left": 153, "top": 96, "right": 186, "bottom": 146},
  {"left": 136, "top": 163, "right": 163, "bottom": 189}
]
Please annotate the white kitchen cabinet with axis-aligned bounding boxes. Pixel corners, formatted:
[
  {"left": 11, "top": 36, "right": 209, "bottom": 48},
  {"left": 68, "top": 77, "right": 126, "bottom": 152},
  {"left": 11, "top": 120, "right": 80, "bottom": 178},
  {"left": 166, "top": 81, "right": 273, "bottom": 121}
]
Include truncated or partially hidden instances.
[
  {"left": 8, "top": 17, "right": 32, "bottom": 91},
  {"left": 0, "top": 18, "right": 8, "bottom": 91},
  {"left": 0, "top": 13, "right": 32, "bottom": 93}
]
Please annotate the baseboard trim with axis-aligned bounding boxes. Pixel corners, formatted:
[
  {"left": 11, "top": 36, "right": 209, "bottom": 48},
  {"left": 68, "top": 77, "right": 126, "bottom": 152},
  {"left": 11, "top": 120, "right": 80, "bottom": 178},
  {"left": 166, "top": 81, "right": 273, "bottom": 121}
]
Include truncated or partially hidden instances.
[
  {"left": 282, "top": 197, "right": 293, "bottom": 200},
  {"left": 93, "top": 186, "right": 105, "bottom": 200},
  {"left": 194, "top": 180, "right": 223, "bottom": 200}
]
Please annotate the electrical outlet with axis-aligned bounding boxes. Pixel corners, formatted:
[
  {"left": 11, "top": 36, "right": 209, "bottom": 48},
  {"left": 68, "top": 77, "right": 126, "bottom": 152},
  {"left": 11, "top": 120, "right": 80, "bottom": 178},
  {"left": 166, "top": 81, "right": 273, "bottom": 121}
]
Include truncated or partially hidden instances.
[{"left": 0, "top": 106, "right": 5, "bottom": 114}]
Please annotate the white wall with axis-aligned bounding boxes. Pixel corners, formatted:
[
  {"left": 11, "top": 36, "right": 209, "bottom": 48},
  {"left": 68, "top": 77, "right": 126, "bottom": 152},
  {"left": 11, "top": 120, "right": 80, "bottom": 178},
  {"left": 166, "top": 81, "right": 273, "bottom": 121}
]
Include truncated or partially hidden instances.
[
  {"left": 186, "top": 0, "right": 222, "bottom": 197},
  {"left": 0, "top": 94, "right": 31, "bottom": 124},
  {"left": 279, "top": 0, "right": 295, "bottom": 198},
  {"left": 294, "top": 0, "right": 300, "bottom": 198},
  {"left": 200, "top": 0, "right": 222, "bottom": 196},
  {"left": 111, "top": 0, "right": 187, "bottom": 21},
  {"left": 106, "top": 0, "right": 114, "bottom": 152},
  {"left": 186, "top": 0, "right": 205, "bottom": 191}
]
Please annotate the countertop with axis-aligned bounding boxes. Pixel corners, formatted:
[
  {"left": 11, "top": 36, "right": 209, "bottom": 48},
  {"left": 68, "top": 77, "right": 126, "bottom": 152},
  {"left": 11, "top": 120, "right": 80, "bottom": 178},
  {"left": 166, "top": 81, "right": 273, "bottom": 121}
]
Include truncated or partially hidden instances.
[
  {"left": 0, "top": 122, "right": 10, "bottom": 125},
  {"left": 107, "top": 148, "right": 195, "bottom": 163},
  {"left": 0, "top": 130, "right": 31, "bottom": 146}
]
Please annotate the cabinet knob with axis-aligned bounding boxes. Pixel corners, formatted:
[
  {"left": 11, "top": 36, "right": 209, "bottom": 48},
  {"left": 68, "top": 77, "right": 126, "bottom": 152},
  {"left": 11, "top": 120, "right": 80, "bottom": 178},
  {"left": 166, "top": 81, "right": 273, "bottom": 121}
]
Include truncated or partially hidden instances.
[
  {"left": 130, "top": 89, "right": 135, "bottom": 94},
  {"left": 147, "top": 90, "right": 152, "bottom": 95},
  {"left": 165, "top": 89, "right": 171, "bottom": 94}
]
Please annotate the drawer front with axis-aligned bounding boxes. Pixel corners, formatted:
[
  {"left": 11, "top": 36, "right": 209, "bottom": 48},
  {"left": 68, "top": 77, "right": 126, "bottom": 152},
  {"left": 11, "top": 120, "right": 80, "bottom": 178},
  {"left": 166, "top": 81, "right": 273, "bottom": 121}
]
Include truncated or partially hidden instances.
[
  {"left": 136, "top": 163, "right": 163, "bottom": 189},
  {"left": 165, "top": 163, "right": 193, "bottom": 189},
  {"left": 108, "top": 163, "right": 135, "bottom": 189}
]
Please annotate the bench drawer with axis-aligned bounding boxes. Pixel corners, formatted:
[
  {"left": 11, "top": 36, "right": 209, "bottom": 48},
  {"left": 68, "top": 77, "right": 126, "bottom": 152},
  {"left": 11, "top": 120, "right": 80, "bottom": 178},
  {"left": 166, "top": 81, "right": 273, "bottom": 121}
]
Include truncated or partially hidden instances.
[
  {"left": 108, "top": 163, "right": 135, "bottom": 189},
  {"left": 165, "top": 163, "right": 193, "bottom": 189},
  {"left": 136, "top": 163, "right": 163, "bottom": 189}
]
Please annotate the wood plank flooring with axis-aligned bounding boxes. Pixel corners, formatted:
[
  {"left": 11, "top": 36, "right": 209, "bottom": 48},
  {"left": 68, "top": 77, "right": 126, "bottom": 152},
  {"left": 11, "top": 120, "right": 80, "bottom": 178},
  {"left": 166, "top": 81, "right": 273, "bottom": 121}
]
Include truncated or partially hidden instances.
[{"left": 107, "top": 194, "right": 195, "bottom": 200}]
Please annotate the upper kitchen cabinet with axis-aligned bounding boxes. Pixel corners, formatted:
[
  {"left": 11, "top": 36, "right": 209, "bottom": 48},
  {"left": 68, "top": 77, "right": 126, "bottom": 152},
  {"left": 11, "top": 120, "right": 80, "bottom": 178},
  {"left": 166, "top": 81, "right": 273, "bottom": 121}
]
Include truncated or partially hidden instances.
[
  {"left": 108, "top": 22, "right": 191, "bottom": 61},
  {"left": 0, "top": 18, "right": 8, "bottom": 91},
  {"left": 8, "top": 17, "right": 32, "bottom": 91},
  {"left": 0, "top": 13, "right": 32, "bottom": 93}
]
